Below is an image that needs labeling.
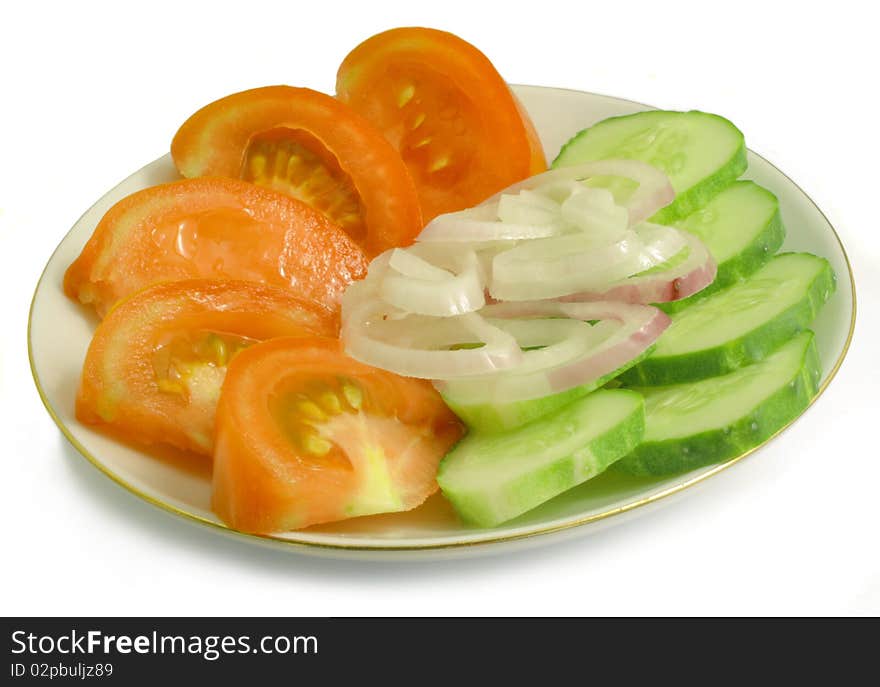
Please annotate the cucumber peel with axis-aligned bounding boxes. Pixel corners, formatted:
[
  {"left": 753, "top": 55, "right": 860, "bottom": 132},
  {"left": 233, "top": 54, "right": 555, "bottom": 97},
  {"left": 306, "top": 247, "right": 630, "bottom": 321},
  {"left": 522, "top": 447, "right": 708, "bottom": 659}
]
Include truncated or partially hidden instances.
[
  {"left": 441, "top": 342, "right": 656, "bottom": 433},
  {"left": 620, "top": 253, "right": 835, "bottom": 386},
  {"left": 661, "top": 181, "right": 785, "bottom": 313},
  {"left": 615, "top": 330, "right": 821, "bottom": 476},
  {"left": 553, "top": 110, "right": 747, "bottom": 223},
  {"left": 438, "top": 390, "right": 645, "bottom": 527}
]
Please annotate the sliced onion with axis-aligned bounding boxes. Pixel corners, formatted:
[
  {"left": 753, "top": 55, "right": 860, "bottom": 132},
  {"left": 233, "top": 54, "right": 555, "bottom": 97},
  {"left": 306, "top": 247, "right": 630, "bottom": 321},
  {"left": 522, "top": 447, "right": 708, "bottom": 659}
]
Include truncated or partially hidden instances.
[
  {"left": 487, "top": 317, "right": 596, "bottom": 349},
  {"left": 339, "top": 158, "right": 691, "bottom": 391},
  {"left": 631, "top": 223, "right": 688, "bottom": 271},
  {"left": 436, "top": 301, "right": 671, "bottom": 403},
  {"left": 559, "top": 186, "right": 628, "bottom": 242},
  {"left": 559, "top": 232, "right": 717, "bottom": 304},
  {"left": 530, "top": 179, "right": 587, "bottom": 204},
  {"left": 340, "top": 276, "right": 383, "bottom": 324},
  {"left": 490, "top": 232, "right": 645, "bottom": 300},
  {"left": 342, "top": 302, "right": 523, "bottom": 379},
  {"left": 418, "top": 159, "right": 672, "bottom": 244},
  {"left": 489, "top": 224, "right": 687, "bottom": 301},
  {"left": 380, "top": 249, "right": 486, "bottom": 317},
  {"left": 497, "top": 190, "right": 561, "bottom": 226},
  {"left": 479, "top": 159, "right": 674, "bottom": 228},
  {"left": 418, "top": 210, "right": 561, "bottom": 242},
  {"left": 388, "top": 248, "right": 454, "bottom": 281},
  {"left": 588, "top": 160, "right": 676, "bottom": 227},
  {"left": 486, "top": 317, "right": 607, "bottom": 374}
]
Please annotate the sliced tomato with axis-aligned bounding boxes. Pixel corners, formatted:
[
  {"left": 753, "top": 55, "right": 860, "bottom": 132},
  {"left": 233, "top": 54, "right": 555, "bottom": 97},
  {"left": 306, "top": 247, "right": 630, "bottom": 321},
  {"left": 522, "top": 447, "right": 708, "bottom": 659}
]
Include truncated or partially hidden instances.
[
  {"left": 171, "top": 86, "right": 423, "bottom": 256},
  {"left": 76, "top": 279, "right": 336, "bottom": 455},
  {"left": 336, "top": 27, "right": 548, "bottom": 222},
  {"left": 64, "top": 177, "right": 367, "bottom": 317},
  {"left": 212, "top": 336, "right": 464, "bottom": 533}
]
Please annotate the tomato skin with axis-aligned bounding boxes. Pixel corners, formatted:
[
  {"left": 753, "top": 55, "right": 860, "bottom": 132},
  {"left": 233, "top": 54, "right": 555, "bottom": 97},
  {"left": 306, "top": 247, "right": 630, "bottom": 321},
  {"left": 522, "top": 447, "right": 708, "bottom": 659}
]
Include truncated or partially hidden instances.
[
  {"left": 76, "top": 279, "right": 336, "bottom": 456},
  {"left": 64, "top": 177, "right": 367, "bottom": 317},
  {"left": 171, "top": 86, "right": 423, "bottom": 256},
  {"left": 212, "top": 336, "right": 464, "bottom": 533},
  {"left": 336, "top": 27, "right": 548, "bottom": 222}
]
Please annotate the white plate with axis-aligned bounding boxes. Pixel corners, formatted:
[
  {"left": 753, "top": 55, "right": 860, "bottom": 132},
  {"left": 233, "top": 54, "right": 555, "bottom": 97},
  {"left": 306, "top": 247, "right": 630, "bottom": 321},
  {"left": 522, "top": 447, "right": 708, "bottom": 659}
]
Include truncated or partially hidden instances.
[{"left": 28, "top": 85, "right": 856, "bottom": 558}]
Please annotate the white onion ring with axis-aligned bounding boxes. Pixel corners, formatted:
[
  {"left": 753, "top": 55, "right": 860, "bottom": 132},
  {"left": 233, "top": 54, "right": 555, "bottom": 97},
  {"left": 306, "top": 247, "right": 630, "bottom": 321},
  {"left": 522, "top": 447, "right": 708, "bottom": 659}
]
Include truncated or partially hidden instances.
[
  {"left": 388, "top": 248, "right": 453, "bottom": 281},
  {"left": 559, "top": 186, "right": 628, "bottom": 243},
  {"left": 419, "top": 216, "right": 561, "bottom": 242},
  {"left": 632, "top": 223, "right": 689, "bottom": 270},
  {"left": 486, "top": 317, "right": 607, "bottom": 374},
  {"left": 342, "top": 301, "right": 523, "bottom": 379},
  {"left": 497, "top": 190, "right": 560, "bottom": 225},
  {"left": 381, "top": 249, "right": 486, "bottom": 317},
  {"left": 489, "top": 224, "right": 688, "bottom": 301},
  {"left": 418, "top": 202, "right": 562, "bottom": 242},
  {"left": 479, "top": 159, "right": 675, "bottom": 228},
  {"left": 436, "top": 301, "right": 671, "bottom": 403},
  {"left": 559, "top": 232, "right": 717, "bottom": 304},
  {"left": 417, "top": 159, "right": 672, "bottom": 243},
  {"left": 339, "top": 159, "right": 698, "bottom": 396},
  {"left": 490, "top": 232, "right": 645, "bottom": 300}
]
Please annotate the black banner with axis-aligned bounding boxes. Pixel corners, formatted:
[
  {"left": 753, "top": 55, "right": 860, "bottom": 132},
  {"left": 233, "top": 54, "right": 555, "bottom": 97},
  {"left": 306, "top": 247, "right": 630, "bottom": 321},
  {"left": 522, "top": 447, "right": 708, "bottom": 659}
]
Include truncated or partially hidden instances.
[{"left": 2, "top": 617, "right": 875, "bottom": 683}]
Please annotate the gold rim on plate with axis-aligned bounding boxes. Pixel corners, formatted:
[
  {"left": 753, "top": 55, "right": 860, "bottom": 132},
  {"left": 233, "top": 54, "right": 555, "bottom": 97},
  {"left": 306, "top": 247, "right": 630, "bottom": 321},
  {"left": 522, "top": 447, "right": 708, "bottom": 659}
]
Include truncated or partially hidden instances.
[{"left": 27, "top": 87, "right": 857, "bottom": 553}]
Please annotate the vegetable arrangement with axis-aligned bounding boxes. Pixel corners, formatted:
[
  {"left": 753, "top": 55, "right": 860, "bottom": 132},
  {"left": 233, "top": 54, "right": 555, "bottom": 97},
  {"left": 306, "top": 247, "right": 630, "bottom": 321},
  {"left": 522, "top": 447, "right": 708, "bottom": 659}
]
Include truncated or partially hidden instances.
[{"left": 65, "top": 26, "right": 835, "bottom": 535}]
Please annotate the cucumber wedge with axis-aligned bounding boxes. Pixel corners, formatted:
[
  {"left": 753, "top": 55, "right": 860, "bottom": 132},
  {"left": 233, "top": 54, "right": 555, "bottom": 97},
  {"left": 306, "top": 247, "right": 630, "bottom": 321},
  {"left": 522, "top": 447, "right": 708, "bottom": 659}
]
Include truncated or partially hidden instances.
[
  {"left": 438, "top": 390, "right": 644, "bottom": 527},
  {"left": 441, "top": 344, "right": 655, "bottom": 434},
  {"left": 553, "top": 110, "right": 747, "bottom": 223},
  {"left": 614, "top": 331, "right": 821, "bottom": 476},
  {"left": 620, "top": 253, "right": 835, "bottom": 386},
  {"left": 661, "top": 181, "right": 785, "bottom": 313},
  {"left": 443, "top": 384, "right": 592, "bottom": 436}
]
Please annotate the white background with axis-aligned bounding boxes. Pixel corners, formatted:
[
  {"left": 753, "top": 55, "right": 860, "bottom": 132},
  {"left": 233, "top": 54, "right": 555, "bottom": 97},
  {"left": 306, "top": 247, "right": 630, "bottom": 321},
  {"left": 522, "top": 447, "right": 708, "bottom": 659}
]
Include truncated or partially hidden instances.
[{"left": 2, "top": 0, "right": 877, "bottom": 616}]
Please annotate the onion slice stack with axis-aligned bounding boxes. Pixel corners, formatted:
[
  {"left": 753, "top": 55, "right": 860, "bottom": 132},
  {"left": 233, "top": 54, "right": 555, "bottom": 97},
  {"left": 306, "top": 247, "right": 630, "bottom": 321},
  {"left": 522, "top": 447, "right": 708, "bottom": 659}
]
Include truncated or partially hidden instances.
[
  {"left": 437, "top": 301, "right": 671, "bottom": 403},
  {"left": 341, "top": 159, "right": 715, "bottom": 402}
]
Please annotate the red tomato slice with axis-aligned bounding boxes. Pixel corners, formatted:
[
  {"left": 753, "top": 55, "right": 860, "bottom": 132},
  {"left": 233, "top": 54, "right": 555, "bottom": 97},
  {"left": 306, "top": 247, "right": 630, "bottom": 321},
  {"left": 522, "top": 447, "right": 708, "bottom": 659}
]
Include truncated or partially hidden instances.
[
  {"left": 336, "top": 27, "right": 548, "bottom": 222},
  {"left": 171, "top": 86, "right": 423, "bottom": 256},
  {"left": 77, "top": 279, "right": 337, "bottom": 455},
  {"left": 212, "top": 336, "right": 464, "bottom": 533},
  {"left": 64, "top": 177, "right": 367, "bottom": 317}
]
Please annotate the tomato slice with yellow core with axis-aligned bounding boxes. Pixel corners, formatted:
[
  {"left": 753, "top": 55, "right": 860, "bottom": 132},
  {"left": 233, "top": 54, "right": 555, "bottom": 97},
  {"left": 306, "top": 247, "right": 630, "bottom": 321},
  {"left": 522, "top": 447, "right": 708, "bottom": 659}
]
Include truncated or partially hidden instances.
[
  {"left": 171, "top": 86, "right": 423, "bottom": 256},
  {"left": 77, "top": 279, "right": 336, "bottom": 455},
  {"left": 336, "top": 27, "right": 547, "bottom": 222},
  {"left": 64, "top": 177, "right": 367, "bottom": 317},
  {"left": 212, "top": 336, "right": 464, "bottom": 533}
]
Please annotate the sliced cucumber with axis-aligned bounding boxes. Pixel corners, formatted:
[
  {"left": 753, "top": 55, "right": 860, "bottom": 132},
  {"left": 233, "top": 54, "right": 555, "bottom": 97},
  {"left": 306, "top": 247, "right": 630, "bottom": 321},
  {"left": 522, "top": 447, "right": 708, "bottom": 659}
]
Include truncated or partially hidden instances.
[
  {"left": 443, "top": 384, "right": 591, "bottom": 437},
  {"left": 553, "top": 110, "right": 747, "bottom": 223},
  {"left": 438, "top": 390, "right": 644, "bottom": 527},
  {"left": 619, "top": 253, "right": 835, "bottom": 386},
  {"left": 441, "top": 343, "right": 655, "bottom": 434},
  {"left": 661, "top": 181, "right": 785, "bottom": 313},
  {"left": 615, "top": 330, "right": 821, "bottom": 476}
]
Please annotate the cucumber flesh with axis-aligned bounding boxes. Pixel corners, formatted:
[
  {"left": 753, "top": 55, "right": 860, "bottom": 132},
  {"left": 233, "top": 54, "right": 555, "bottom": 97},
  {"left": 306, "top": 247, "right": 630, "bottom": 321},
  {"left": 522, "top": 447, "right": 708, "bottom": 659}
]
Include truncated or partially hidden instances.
[
  {"left": 438, "top": 390, "right": 645, "bottom": 527},
  {"left": 553, "top": 110, "right": 747, "bottom": 223},
  {"left": 619, "top": 252, "right": 835, "bottom": 386},
  {"left": 443, "top": 383, "right": 591, "bottom": 436},
  {"left": 614, "top": 330, "right": 821, "bottom": 476},
  {"left": 441, "top": 342, "right": 655, "bottom": 434},
  {"left": 661, "top": 181, "right": 785, "bottom": 313}
]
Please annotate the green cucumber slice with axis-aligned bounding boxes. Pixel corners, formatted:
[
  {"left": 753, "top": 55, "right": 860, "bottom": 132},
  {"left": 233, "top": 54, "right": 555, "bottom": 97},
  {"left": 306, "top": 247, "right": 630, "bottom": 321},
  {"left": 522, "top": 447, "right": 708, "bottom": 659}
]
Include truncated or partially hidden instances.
[
  {"left": 619, "top": 253, "right": 835, "bottom": 386},
  {"left": 614, "top": 330, "right": 821, "bottom": 476},
  {"left": 437, "top": 390, "right": 644, "bottom": 527},
  {"left": 441, "top": 343, "right": 655, "bottom": 434},
  {"left": 661, "top": 181, "right": 785, "bottom": 313},
  {"left": 443, "top": 384, "right": 591, "bottom": 436},
  {"left": 552, "top": 110, "right": 747, "bottom": 223}
]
